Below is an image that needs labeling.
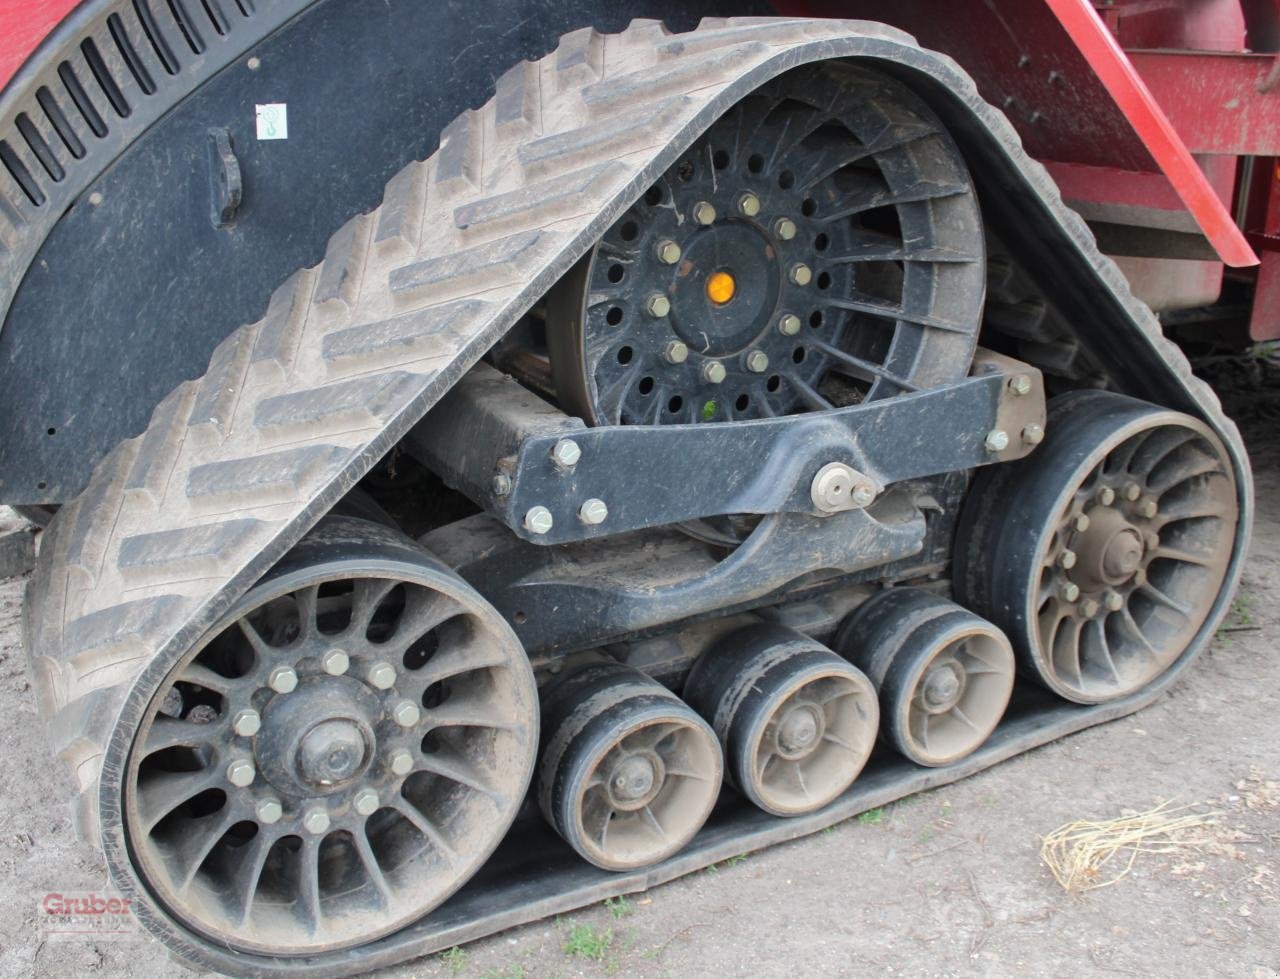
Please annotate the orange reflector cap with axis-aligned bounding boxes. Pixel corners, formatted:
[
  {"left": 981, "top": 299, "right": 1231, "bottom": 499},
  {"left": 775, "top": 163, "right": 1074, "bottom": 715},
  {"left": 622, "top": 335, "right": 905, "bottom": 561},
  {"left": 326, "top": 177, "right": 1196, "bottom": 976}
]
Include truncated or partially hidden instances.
[{"left": 706, "top": 270, "right": 736, "bottom": 304}]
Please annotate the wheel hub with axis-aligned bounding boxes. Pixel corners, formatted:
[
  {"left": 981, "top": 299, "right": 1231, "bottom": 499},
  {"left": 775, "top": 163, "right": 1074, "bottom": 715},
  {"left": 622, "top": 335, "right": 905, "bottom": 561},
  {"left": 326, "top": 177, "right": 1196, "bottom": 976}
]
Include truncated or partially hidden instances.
[
  {"left": 1075, "top": 504, "right": 1145, "bottom": 589},
  {"left": 776, "top": 702, "right": 824, "bottom": 758},
  {"left": 919, "top": 660, "right": 965, "bottom": 713},
  {"left": 606, "top": 751, "right": 664, "bottom": 810},
  {"left": 298, "top": 717, "right": 369, "bottom": 786}
]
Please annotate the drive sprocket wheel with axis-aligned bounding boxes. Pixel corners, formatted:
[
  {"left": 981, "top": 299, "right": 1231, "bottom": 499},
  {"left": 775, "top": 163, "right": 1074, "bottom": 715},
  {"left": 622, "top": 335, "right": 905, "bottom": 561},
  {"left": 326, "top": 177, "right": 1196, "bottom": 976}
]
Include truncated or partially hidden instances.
[
  {"left": 122, "top": 517, "right": 538, "bottom": 954},
  {"left": 955, "top": 392, "right": 1240, "bottom": 704}
]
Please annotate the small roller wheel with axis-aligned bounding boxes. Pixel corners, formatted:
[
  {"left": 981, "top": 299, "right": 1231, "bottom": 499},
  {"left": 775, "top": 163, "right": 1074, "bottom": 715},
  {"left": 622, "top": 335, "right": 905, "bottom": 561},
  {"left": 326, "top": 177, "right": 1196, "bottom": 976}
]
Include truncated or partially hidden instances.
[
  {"left": 683, "top": 624, "right": 877, "bottom": 817},
  {"left": 538, "top": 663, "right": 722, "bottom": 871},
  {"left": 836, "top": 589, "right": 1015, "bottom": 767}
]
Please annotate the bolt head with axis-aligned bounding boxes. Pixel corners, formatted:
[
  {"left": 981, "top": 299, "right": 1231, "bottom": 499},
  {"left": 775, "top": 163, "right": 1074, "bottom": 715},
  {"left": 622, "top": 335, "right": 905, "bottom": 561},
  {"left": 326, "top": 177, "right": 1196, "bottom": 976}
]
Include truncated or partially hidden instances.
[
  {"left": 226, "top": 759, "right": 256, "bottom": 788},
  {"left": 492, "top": 472, "right": 512, "bottom": 496},
  {"left": 691, "top": 201, "right": 717, "bottom": 226},
  {"left": 1122, "top": 481, "right": 1142, "bottom": 502},
  {"left": 366, "top": 661, "right": 397, "bottom": 690},
  {"left": 1144, "top": 531, "right": 1160, "bottom": 551},
  {"left": 645, "top": 293, "right": 672, "bottom": 318},
  {"left": 321, "top": 648, "right": 350, "bottom": 676},
  {"left": 524, "top": 506, "right": 554, "bottom": 535},
  {"left": 1058, "top": 549, "right": 1077, "bottom": 570},
  {"left": 1135, "top": 497, "right": 1158, "bottom": 519},
  {"left": 737, "top": 192, "right": 761, "bottom": 217},
  {"left": 778, "top": 313, "right": 801, "bottom": 336},
  {"left": 789, "top": 263, "right": 812, "bottom": 286},
  {"left": 1132, "top": 567, "right": 1147, "bottom": 587},
  {"left": 1073, "top": 513, "right": 1091, "bottom": 533},
  {"left": 302, "top": 807, "right": 331, "bottom": 835},
  {"left": 1079, "top": 598, "right": 1100, "bottom": 618},
  {"left": 655, "top": 239, "right": 682, "bottom": 265},
  {"left": 1096, "top": 486, "right": 1116, "bottom": 506},
  {"left": 1058, "top": 581, "right": 1080, "bottom": 603},
  {"left": 662, "top": 340, "right": 689, "bottom": 364},
  {"left": 578, "top": 498, "right": 609, "bottom": 525},
  {"left": 550, "top": 438, "right": 582, "bottom": 469},
  {"left": 850, "top": 482, "right": 877, "bottom": 508},
  {"left": 268, "top": 665, "right": 298, "bottom": 694},
  {"left": 1022, "top": 423, "right": 1045, "bottom": 446},
  {"left": 232, "top": 708, "right": 261, "bottom": 738},
  {"left": 1008, "top": 374, "right": 1033, "bottom": 396},
  {"left": 388, "top": 748, "right": 415, "bottom": 777},
  {"left": 393, "top": 700, "right": 421, "bottom": 728},
  {"left": 701, "top": 361, "right": 726, "bottom": 384},
  {"left": 353, "top": 788, "right": 380, "bottom": 817},
  {"left": 255, "top": 798, "right": 283, "bottom": 824},
  {"left": 984, "top": 429, "right": 1011, "bottom": 453},
  {"left": 1104, "top": 591, "right": 1125, "bottom": 612},
  {"left": 745, "top": 350, "right": 769, "bottom": 373},
  {"left": 773, "top": 217, "right": 798, "bottom": 240},
  {"left": 811, "top": 462, "right": 863, "bottom": 513}
]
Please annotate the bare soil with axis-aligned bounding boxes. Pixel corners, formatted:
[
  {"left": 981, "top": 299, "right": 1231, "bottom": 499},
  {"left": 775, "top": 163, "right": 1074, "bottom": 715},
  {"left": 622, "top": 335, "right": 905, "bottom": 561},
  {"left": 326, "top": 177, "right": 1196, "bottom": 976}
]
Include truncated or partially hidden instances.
[{"left": 0, "top": 418, "right": 1276, "bottom": 979}]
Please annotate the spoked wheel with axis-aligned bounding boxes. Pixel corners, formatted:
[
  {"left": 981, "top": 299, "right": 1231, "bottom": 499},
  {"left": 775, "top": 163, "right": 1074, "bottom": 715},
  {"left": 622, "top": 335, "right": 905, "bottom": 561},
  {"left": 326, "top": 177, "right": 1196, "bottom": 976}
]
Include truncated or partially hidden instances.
[
  {"left": 684, "top": 624, "right": 877, "bottom": 816},
  {"left": 837, "top": 589, "right": 1015, "bottom": 767},
  {"left": 955, "top": 391, "right": 1241, "bottom": 704},
  {"left": 122, "top": 517, "right": 538, "bottom": 955},
  {"left": 539, "top": 662, "right": 722, "bottom": 871}
]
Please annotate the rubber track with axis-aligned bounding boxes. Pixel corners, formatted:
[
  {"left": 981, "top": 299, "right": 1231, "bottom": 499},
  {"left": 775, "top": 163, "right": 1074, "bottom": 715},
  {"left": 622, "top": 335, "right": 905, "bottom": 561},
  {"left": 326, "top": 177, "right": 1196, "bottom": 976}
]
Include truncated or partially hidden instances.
[{"left": 22, "top": 14, "right": 1252, "bottom": 967}]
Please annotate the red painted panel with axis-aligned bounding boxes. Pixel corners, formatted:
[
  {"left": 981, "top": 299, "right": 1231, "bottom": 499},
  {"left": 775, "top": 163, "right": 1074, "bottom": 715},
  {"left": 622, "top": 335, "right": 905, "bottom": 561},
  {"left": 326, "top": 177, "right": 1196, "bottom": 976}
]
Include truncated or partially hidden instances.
[{"left": 0, "top": 0, "right": 81, "bottom": 92}]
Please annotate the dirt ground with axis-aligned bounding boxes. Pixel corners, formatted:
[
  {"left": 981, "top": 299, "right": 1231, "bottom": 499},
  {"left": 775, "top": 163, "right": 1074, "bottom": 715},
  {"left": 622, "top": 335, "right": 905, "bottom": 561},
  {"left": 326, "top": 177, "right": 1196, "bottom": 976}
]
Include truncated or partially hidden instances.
[{"left": 0, "top": 414, "right": 1276, "bottom": 979}]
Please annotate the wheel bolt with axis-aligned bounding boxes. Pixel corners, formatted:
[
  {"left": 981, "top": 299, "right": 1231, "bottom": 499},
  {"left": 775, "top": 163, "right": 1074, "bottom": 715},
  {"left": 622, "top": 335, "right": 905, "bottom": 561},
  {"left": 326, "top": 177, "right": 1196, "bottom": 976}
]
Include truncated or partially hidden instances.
[
  {"left": 268, "top": 666, "right": 298, "bottom": 694},
  {"left": 1135, "top": 496, "right": 1158, "bottom": 519},
  {"left": 1058, "top": 549, "right": 1077, "bottom": 570},
  {"left": 353, "top": 788, "right": 380, "bottom": 817},
  {"left": 1144, "top": 531, "right": 1160, "bottom": 550},
  {"left": 773, "top": 217, "right": 797, "bottom": 240},
  {"left": 778, "top": 313, "right": 801, "bottom": 336},
  {"left": 1058, "top": 581, "right": 1080, "bottom": 603},
  {"left": 1022, "top": 423, "right": 1045, "bottom": 446},
  {"left": 1104, "top": 591, "right": 1125, "bottom": 612},
  {"left": 745, "top": 350, "right": 769, "bottom": 373},
  {"left": 737, "top": 192, "right": 761, "bottom": 217},
  {"left": 789, "top": 263, "right": 812, "bottom": 286},
  {"left": 645, "top": 293, "right": 671, "bottom": 318},
  {"left": 226, "top": 759, "right": 256, "bottom": 788},
  {"left": 393, "top": 700, "right": 421, "bottom": 728},
  {"left": 550, "top": 438, "right": 581, "bottom": 469},
  {"left": 1122, "top": 481, "right": 1142, "bottom": 502},
  {"left": 984, "top": 429, "right": 1010, "bottom": 453},
  {"left": 578, "top": 498, "right": 609, "bottom": 525},
  {"left": 232, "top": 708, "right": 261, "bottom": 738},
  {"left": 302, "top": 807, "right": 330, "bottom": 835},
  {"left": 524, "top": 506, "right": 554, "bottom": 535},
  {"left": 367, "top": 661, "right": 397, "bottom": 690},
  {"left": 1096, "top": 486, "right": 1116, "bottom": 506},
  {"left": 321, "top": 649, "right": 349, "bottom": 676},
  {"left": 1132, "top": 567, "right": 1147, "bottom": 587},
  {"left": 1009, "top": 374, "right": 1033, "bottom": 396},
  {"left": 691, "top": 201, "right": 717, "bottom": 226},
  {"left": 1072, "top": 513, "right": 1091, "bottom": 533},
  {"left": 1079, "top": 597, "right": 1100, "bottom": 618},
  {"left": 655, "top": 239, "right": 682, "bottom": 265},
  {"left": 701, "top": 361, "right": 726, "bottom": 384},
  {"left": 256, "top": 798, "right": 283, "bottom": 824},
  {"left": 388, "top": 748, "right": 415, "bottom": 777},
  {"left": 662, "top": 340, "right": 689, "bottom": 364}
]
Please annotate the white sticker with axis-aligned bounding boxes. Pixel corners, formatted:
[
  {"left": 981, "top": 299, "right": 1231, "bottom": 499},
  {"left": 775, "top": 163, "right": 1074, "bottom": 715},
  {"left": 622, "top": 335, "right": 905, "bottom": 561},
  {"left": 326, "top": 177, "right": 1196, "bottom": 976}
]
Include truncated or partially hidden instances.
[{"left": 255, "top": 103, "right": 288, "bottom": 140}]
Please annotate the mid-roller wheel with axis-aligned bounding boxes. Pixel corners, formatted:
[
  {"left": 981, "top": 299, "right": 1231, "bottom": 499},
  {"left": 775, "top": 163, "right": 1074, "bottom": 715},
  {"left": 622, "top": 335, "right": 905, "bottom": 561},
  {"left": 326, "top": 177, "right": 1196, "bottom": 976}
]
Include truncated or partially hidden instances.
[
  {"left": 836, "top": 589, "right": 1016, "bottom": 767},
  {"left": 683, "top": 624, "right": 877, "bottom": 816},
  {"left": 539, "top": 662, "right": 722, "bottom": 871}
]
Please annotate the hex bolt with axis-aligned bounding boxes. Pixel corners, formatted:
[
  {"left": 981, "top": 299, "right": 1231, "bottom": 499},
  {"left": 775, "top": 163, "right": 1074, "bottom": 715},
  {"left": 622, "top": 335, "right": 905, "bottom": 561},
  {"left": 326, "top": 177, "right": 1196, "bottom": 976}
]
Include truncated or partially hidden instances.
[
  {"left": 645, "top": 293, "right": 672, "bottom": 318},
  {"left": 1135, "top": 496, "right": 1158, "bottom": 519},
  {"left": 302, "top": 807, "right": 331, "bottom": 836},
  {"left": 492, "top": 473, "right": 512, "bottom": 497},
  {"left": 366, "top": 661, "right": 397, "bottom": 690},
  {"left": 984, "top": 429, "right": 1010, "bottom": 453},
  {"left": 778, "top": 313, "right": 801, "bottom": 336},
  {"left": 744, "top": 350, "right": 770, "bottom": 373},
  {"left": 1144, "top": 531, "right": 1160, "bottom": 551},
  {"left": 226, "top": 759, "right": 256, "bottom": 788},
  {"left": 255, "top": 798, "right": 283, "bottom": 825},
  {"left": 773, "top": 217, "right": 798, "bottom": 240},
  {"left": 1058, "top": 549, "right": 1077, "bottom": 570},
  {"left": 1096, "top": 486, "right": 1116, "bottom": 506},
  {"left": 353, "top": 788, "right": 380, "bottom": 817},
  {"left": 691, "top": 201, "right": 717, "bottom": 226},
  {"left": 1104, "top": 591, "right": 1125, "bottom": 612},
  {"left": 810, "top": 462, "right": 869, "bottom": 513},
  {"left": 655, "top": 239, "right": 682, "bottom": 265},
  {"left": 662, "top": 340, "right": 689, "bottom": 364},
  {"left": 1008, "top": 374, "right": 1033, "bottom": 396},
  {"left": 1079, "top": 597, "right": 1100, "bottom": 619},
  {"left": 550, "top": 438, "right": 582, "bottom": 469},
  {"left": 1073, "top": 513, "right": 1092, "bottom": 533},
  {"left": 737, "top": 192, "right": 761, "bottom": 217},
  {"left": 850, "top": 482, "right": 878, "bottom": 508},
  {"left": 578, "top": 499, "right": 609, "bottom": 525},
  {"left": 788, "top": 263, "right": 812, "bottom": 286},
  {"left": 268, "top": 665, "right": 298, "bottom": 694},
  {"left": 393, "top": 700, "right": 421, "bottom": 728},
  {"left": 1058, "top": 581, "right": 1080, "bottom": 603},
  {"left": 1131, "top": 567, "right": 1148, "bottom": 587},
  {"left": 232, "top": 708, "right": 261, "bottom": 738},
  {"left": 701, "top": 361, "right": 727, "bottom": 384},
  {"left": 1122, "top": 481, "right": 1142, "bottom": 502},
  {"left": 524, "top": 506, "right": 554, "bottom": 535},
  {"left": 321, "top": 649, "right": 350, "bottom": 676},
  {"left": 388, "top": 748, "right": 415, "bottom": 777},
  {"left": 1022, "top": 423, "right": 1045, "bottom": 446}
]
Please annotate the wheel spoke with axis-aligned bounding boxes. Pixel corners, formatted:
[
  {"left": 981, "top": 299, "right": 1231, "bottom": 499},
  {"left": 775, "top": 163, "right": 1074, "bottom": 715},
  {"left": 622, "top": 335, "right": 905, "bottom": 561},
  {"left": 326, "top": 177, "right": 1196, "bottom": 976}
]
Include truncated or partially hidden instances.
[
  {"left": 353, "top": 830, "right": 394, "bottom": 906},
  {"left": 228, "top": 831, "right": 273, "bottom": 927},
  {"left": 391, "top": 798, "right": 458, "bottom": 864},
  {"left": 641, "top": 805, "right": 669, "bottom": 841},
  {"left": 948, "top": 705, "right": 981, "bottom": 733},
  {"left": 810, "top": 339, "right": 919, "bottom": 391},
  {"left": 350, "top": 578, "right": 400, "bottom": 634},
  {"left": 174, "top": 807, "right": 238, "bottom": 891},
  {"left": 826, "top": 295, "right": 971, "bottom": 334},
  {"left": 142, "top": 715, "right": 218, "bottom": 755},
  {"left": 816, "top": 179, "right": 969, "bottom": 223},
  {"left": 138, "top": 770, "right": 221, "bottom": 831},
  {"left": 415, "top": 752, "right": 504, "bottom": 803},
  {"left": 298, "top": 837, "right": 323, "bottom": 935},
  {"left": 1138, "top": 581, "right": 1192, "bottom": 617}
]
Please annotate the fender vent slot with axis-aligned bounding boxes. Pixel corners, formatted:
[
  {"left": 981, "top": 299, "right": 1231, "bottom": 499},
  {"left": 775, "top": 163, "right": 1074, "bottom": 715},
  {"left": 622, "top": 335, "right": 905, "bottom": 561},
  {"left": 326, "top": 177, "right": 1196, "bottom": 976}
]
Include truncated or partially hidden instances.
[
  {"left": 108, "top": 13, "right": 158, "bottom": 95},
  {"left": 57, "top": 62, "right": 109, "bottom": 138},
  {"left": 80, "top": 38, "right": 131, "bottom": 118},
  {"left": 232, "top": 0, "right": 255, "bottom": 14},
  {"left": 0, "top": 142, "right": 45, "bottom": 206},
  {"left": 199, "top": 0, "right": 231, "bottom": 36},
  {"left": 132, "top": 0, "right": 180, "bottom": 75},
  {"left": 14, "top": 114, "right": 65, "bottom": 182},
  {"left": 166, "top": 0, "right": 206, "bottom": 56},
  {"left": 35, "top": 87, "right": 87, "bottom": 159}
]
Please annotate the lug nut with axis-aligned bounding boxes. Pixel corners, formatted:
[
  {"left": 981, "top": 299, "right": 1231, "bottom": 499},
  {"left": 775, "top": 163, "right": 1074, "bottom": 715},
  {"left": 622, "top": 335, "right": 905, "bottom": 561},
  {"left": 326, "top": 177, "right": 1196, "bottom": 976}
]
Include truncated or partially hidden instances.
[
  {"left": 366, "top": 661, "right": 396, "bottom": 690},
  {"left": 302, "top": 807, "right": 331, "bottom": 835},
  {"left": 1058, "top": 581, "right": 1080, "bottom": 603},
  {"left": 778, "top": 313, "right": 801, "bottom": 336},
  {"left": 662, "top": 340, "right": 689, "bottom": 364},
  {"left": 1079, "top": 597, "right": 1100, "bottom": 618},
  {"left": 524, "top": 506, "right": 554, "bottom": 535},
  {"left": 255, "top": 798, "right": 283, "bottom": 825},
  {"left": 774, "top": 217, "right": 798, "bottom": 240},
  {"left": 1058, "top": 549, "right": 1077, "bottom": 570},
  {"left": 268, "top": 666, "right": 298, "bottom": 694},
  {"left": 1073, "top": 513, "right": 1091, "bottom": 533},
  {"left": 737, "top": 192, "right": 761, "bottom": 217},
  {"left": 1008, "top": 374, "right": 1033, "bottom": 396},
  {"left": 353, "top": 788, "right": 380, "bottom": 817},
  {"left": 388, "top": 748, "right": 415, "bottom": 777},
  {"left": 578, "top": 498, "right": 609, "bottom": 525},
  {"left": 745, "top": 350, "right": 769, "bottom": 373},
  {"left": 232, "top": 708, "right": 261, "bottom": 738},
  {"left": 1096, "top": 486, "right": 1116, "bottom": 506},
  {"left": 226, "top": 759, "right": 256, "bottom": 788},
  {"left": 789, "top": 263, "right": 812, "bottom": 286},
  {"left": 701, "top": 361, "right": 727, "bottom": 384},
  {"left": 691, "top": 201, "right": 717, "bottom": 226},
  {"left": 1022, "top": 423, "right": 1045, "bottom": 445},
  {"left": 1135, "top": 496, "right": 1158, "bottom": 519},
  {"left": 1104, "top": 591, "right": 1125, "bottom": 612},
  {"left": 645, "top": 293, "right": 671, "bottom": 318},
  {"left": 492, "top": 473, "right": 512, "bottom": 496},
  {"left": 321, "top": 649, "right": 349, "bottom": 676},
  {"left": 393, "top": 700, "right": 421, "bottom": 728},
  {"left": 1144, "top": 531, "right": 1160, "bottom": 550},
  {"left": 1132, "top": 567, "right": 1148, "bottom": 587},
  {"left": 655, "top": 239, "right": 682, "bottom": 265},
  {"left": 1122, "top": 481, "right": 1142, "bottom": 502},
  {"left": 984, "top": 429, "right": 1010, "bottom": 453},
  {"left": 550, "top": 438, "right": 581, "bottom": 469}
]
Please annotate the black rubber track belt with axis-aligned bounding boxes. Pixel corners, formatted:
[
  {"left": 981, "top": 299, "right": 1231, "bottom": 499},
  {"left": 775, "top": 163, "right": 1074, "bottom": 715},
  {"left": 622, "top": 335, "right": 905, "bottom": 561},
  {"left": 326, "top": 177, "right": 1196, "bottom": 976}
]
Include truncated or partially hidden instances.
[{"left": 22, "top": 16, "right": 1253, "bottom": 975}]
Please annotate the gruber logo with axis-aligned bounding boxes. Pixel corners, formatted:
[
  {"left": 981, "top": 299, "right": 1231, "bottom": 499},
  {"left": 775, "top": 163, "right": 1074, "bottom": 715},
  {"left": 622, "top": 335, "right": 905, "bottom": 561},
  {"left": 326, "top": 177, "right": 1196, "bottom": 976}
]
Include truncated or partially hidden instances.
[{"left": 38, "top": 891, "right": 139, "bottom": 941}]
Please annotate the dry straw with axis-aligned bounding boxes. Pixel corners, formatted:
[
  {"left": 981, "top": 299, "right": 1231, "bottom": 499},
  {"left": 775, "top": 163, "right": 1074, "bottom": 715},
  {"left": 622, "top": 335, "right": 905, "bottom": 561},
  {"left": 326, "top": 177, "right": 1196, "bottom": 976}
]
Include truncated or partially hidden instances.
[{"left": 1040, "top": 801, "right": 1218, "bottom": 892}]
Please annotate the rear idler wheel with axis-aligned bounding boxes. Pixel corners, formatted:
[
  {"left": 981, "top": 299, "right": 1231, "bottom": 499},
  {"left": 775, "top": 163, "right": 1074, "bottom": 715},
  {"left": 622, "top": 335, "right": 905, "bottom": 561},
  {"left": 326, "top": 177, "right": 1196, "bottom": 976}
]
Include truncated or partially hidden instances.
[
  {"left": 122, "top": 516, "right": 538, "bottom": 955},
  {"left": 835, "top": 589, "right": 1015, "bottom": 767},
  {"left": 955, "top": 391, "right": 1240, "bottom": 704},
  {"left": 538, "top": 662, "right": 722, "bottom": 871},
  {"left": 683, "top": 624, "right": 877, "bottom": 816}
]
